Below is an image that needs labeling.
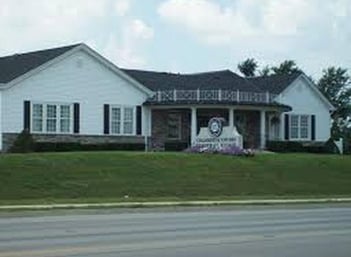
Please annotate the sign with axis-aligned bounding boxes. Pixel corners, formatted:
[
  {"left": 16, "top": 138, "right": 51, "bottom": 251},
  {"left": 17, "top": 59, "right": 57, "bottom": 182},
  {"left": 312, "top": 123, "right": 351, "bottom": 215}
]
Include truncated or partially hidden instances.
[
  {"left": 195, "top": 117, "right": 243, "bottom": 150},
  {"left": 208, "top": 117, "right": 224, "bottom": 137}
]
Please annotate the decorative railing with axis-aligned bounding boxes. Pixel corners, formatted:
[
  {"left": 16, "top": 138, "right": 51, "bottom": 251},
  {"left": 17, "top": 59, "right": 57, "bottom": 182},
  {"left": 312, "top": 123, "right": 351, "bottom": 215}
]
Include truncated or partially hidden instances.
[{"left": 148, "top": 89, "right": 278, "bottom": 104}]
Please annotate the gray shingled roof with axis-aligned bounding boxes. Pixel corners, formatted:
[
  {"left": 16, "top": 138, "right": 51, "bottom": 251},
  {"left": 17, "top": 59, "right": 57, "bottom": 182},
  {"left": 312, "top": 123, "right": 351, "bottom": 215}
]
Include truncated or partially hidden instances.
[
  {"left": 0, "top": 43, "right": 301, "bottom": 96},
  {"left": 122, "top": 68, "right": 302, "bottom": 94},
  {"left": 122, "top": 69, "right": 264, "bottom": 92},
  {"left": 0, "top": 44, "right": 80, "bottom": 83},
  {"left": 247, "top": 72, "right": 302, "bottom": 94}
]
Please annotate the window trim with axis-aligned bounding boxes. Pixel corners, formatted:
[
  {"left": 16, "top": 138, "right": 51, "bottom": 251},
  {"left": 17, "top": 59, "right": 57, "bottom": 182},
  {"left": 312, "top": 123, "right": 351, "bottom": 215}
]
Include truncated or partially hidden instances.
[
  {"left": 109, "top": 105, "right": 136, "bottom": 136},
  {"left": 31, "top": 102, "right": 74, "bottom": 134},
  {"left": 289, "top": 114, "right": 311, "bottom": 141}
]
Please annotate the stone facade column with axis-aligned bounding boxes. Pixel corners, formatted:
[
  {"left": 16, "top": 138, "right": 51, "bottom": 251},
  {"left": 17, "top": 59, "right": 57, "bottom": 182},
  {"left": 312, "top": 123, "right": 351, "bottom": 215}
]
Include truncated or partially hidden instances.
[
  {"left": 260, "top": 110, "right": 266, "bottom": 149},
  {"left": 191, "top": 107, "right": 197, "bottom": 146}
]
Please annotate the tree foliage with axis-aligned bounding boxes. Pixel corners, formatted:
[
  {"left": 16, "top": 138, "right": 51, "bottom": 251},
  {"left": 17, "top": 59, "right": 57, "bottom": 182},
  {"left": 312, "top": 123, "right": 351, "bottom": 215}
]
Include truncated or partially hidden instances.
[
  {"left": 259, "top": 65, "right": 271, "bottom": 76},
  {"left": 237, "top": 58, "right": 258, "bottom": 77},
  {"left": 271, "top": 60, "right": 301, "bottom": 75},
  {"left": 317, "top": 67, "right": 351, "bottom": 139}
]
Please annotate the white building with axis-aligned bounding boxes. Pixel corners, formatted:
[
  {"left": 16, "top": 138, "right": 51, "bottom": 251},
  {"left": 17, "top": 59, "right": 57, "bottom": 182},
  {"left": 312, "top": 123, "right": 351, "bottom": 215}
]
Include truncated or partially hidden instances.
[{"left": 0, "top": 44, "right": 335, "bottom": 152}]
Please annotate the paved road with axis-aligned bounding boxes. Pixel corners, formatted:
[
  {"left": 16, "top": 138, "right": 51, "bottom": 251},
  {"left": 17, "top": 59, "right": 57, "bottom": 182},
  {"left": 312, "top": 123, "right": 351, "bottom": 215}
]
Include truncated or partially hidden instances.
[{"left": 0, "top": 205, "right": 351, "bottom": 257}]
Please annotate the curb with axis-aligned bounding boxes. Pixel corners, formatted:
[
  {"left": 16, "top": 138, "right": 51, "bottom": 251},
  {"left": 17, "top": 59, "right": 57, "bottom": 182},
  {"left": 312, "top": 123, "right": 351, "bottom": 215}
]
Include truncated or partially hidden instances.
[{"left": 1, "top": 198, "right": 351, "bottom": 211}]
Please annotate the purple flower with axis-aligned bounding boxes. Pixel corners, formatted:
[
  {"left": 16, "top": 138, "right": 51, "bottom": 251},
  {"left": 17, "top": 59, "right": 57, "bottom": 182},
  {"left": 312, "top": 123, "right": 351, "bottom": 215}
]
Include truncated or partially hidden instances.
[{"left": 184, "top": 144, "right": 255, "bottom": 157}]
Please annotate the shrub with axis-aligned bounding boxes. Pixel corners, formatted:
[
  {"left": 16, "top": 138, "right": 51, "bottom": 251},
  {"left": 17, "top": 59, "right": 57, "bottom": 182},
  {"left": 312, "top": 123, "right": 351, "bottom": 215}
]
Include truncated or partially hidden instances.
[
  {"left": 266, "top": 140, "right": 339, "bottom": 154},
  {"left": 164, "top": 141, "right": 189, "bottom": 151},
  {"left": 266, "top": 141, "right": 303, "bottom": 153},
  {"left": 324, "top": 138, "right": 340, "bottom": 154},
  {"left": 9, "top": 130, "right": 35, "bottom": 153},
  {"left": 33, "top": 142, "right": 145, "bottom": 152}
]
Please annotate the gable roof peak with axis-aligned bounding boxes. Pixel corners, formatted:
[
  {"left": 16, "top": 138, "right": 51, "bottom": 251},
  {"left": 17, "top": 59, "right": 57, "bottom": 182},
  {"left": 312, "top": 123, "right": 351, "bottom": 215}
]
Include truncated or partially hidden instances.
[
  {"left": 0, "top": 43, "right": 82, "bottom": 60},
  {"left": 0, "top": 43, "right": 82, "bottom": 84}
]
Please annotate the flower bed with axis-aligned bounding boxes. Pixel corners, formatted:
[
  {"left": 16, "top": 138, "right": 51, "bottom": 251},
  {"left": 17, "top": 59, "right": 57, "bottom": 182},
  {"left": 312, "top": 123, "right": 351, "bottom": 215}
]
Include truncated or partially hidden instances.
[{"left": 184, "top": 144, "right": 254, "bottom": 157}]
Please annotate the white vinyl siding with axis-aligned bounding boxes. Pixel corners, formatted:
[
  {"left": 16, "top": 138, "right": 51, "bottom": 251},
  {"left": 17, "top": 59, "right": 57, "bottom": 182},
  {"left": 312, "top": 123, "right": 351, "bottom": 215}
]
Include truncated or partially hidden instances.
[
  {"left": 290, "top": 114, "right": 310, "bottom": 140},
  {"left": 279, "top": 77, "right": 332, "bottom": 141},
  {"left": 31, "top": 103, "right": 73, "bottom": 134},
  {"left": 110, "top": 106, "right": 135, "bottom": 135},
  {"left": 1, "top": 50, "right": 148, "bottom": 136}
]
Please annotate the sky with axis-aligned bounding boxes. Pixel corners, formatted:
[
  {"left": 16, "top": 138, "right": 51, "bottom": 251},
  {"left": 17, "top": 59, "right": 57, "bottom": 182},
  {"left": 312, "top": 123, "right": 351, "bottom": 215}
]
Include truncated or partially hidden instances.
[{"left": 0, "top": 0, "right": 350, "bottom": 80}]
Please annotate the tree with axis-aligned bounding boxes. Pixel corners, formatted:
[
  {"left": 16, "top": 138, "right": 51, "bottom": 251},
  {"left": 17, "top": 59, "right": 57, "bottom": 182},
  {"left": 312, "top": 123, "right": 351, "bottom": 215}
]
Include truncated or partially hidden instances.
[
  {"left": 259, "top": 65, "right": 271, "bottom": 76},
  {"left": 317, "top": 67, "right": 351, "bottom": 139},
  {"left": 237, "top": 58, "right": 258, "bottom": 77},
  {"left": 271, "top": 60, "right": 301, "bottom": 75}
]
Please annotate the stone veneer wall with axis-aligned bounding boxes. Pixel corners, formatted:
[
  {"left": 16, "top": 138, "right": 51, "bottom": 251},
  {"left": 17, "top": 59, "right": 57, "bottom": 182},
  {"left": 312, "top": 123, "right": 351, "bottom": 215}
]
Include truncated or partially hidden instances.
[
  {"left": 234, "top": 110, "right": 261, "bottom": 148},
  {"left": 151, "top": 109, "right": 190, "bottom": 150},
  {"left": 2, "top": 133, "right": 145, "bottom": 152}
]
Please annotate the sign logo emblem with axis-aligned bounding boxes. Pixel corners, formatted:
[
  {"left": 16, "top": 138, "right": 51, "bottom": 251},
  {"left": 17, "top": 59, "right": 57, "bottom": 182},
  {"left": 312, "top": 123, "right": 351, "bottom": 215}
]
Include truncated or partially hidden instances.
[{"left": 208, "top": 117, "right": 223, "bottom": 137}]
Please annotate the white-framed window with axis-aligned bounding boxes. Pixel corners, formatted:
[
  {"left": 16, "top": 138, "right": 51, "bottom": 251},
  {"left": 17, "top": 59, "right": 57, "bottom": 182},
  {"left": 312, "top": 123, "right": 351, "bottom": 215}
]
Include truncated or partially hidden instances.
[
  {"left": 290, "top": 114, "right": 310, "bottom": 140},
  {"left": 31, "top": 103, "right": 73, "bottom": 134},
  {"left": 32, "top": 104, "right": 43, "bottom": 132},
  {"left": 123, "top": 107, "right": 134, "bottom": 135},
  {"left": 111, "top": 107, "right": 121, "bottom": 134},
  {"left": 110, "top": 106, "right": 135, "bottom": 135}
]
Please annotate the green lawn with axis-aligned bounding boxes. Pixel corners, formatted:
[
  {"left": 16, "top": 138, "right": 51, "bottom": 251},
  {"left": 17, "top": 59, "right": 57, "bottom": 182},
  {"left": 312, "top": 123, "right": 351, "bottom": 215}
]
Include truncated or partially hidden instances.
[{"left": 0, "top": 152, "right": 351, "bottom": 205}]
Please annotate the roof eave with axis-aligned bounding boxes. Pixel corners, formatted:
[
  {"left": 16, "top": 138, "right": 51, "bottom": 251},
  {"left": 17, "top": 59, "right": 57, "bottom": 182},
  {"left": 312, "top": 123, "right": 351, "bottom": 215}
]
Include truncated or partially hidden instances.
[{"left": 143, "top": 100, "right": 292, "bottom": 111}]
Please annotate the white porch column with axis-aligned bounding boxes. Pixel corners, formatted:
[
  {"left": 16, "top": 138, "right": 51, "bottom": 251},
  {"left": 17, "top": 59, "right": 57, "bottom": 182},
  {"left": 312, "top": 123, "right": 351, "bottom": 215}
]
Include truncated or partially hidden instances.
[
  {"left": 280, "top": 112, "right": 285, "bottom": 141},
  {"left": 142, "top": 106, "right": 152, "bottom": 137},
  {"left": 191, "top": 107, "right": 197, "bottom": 145},
  {"left": 229, "top": 107, "right": 234, "bottom": 127},
  {"left": 260, "top": 110, "right": 266, "bottom": 149},
  {"left": 142, "top": 107, "right": 152, "bottom": 152}
]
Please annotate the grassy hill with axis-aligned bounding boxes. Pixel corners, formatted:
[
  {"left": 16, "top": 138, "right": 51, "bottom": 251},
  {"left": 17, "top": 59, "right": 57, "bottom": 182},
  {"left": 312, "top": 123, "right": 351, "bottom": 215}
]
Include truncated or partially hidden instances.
[{"left": 0, "top": 152, "right": 351, "bottom": 205}]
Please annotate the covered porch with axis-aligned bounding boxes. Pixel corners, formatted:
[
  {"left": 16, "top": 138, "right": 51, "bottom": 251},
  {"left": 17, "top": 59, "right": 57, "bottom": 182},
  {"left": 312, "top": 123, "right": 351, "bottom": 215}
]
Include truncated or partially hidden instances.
[{"left": 148, "top": 105, "right": 286, "bottom": 151}]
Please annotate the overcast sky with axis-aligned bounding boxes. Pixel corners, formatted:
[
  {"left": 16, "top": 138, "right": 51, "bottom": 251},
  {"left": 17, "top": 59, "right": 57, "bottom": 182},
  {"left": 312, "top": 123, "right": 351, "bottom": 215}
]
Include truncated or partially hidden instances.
[{"left": 0, "top": 0, "right": 350, "bottom": 79}]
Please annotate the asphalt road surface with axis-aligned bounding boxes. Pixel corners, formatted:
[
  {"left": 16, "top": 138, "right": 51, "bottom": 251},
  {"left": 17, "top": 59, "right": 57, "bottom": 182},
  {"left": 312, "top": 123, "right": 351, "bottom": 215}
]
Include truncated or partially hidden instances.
[{"left": 0, "top": 204, "right": 351, "bottom": 257}]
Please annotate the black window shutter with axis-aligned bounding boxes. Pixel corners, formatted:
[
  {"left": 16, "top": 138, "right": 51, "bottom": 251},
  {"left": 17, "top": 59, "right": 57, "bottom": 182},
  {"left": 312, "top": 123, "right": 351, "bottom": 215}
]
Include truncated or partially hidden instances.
[
  {"left": 136, "top": 106, "right": 142, "bottom": 135},
  {"left": 104, "top": 104, "right": 110, "bottom": 134},
  {"left": 311, "top": 115, "right": 316, "bottom": 141},
  {"left": 284, "top": 114, "right": 290, "bottom": 140},
  {"left": 73, "top": 103, "right": 80, "bottom": 134},
  {"left": 23, "top": 100, "right": 31, "bottom": 131}
]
